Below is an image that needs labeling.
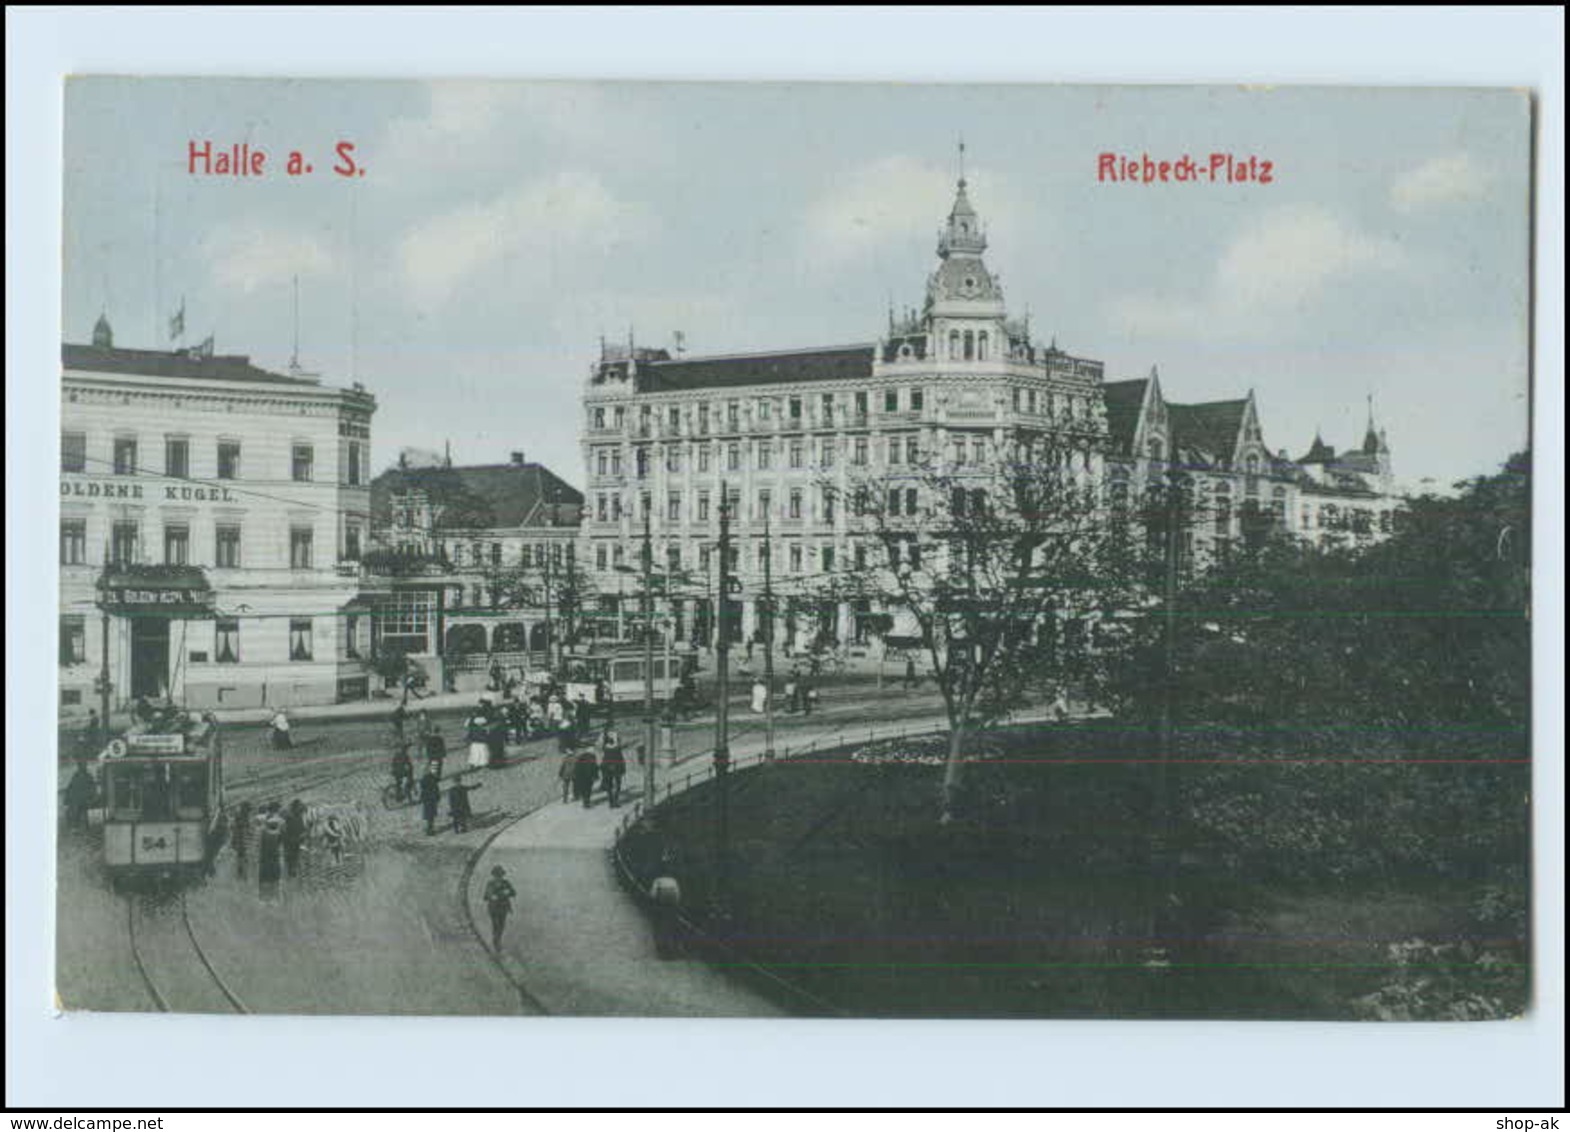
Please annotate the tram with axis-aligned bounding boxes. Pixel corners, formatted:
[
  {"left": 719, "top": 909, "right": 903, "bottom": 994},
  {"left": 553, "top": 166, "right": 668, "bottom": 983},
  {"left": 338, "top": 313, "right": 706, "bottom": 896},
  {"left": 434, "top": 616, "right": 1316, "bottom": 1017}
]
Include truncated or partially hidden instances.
[
  {"left": 560, "top": 644, "right": 699, "bottom": 706},
  {"left": 100, "top": 711, "right": 224, "bottom": 884}
]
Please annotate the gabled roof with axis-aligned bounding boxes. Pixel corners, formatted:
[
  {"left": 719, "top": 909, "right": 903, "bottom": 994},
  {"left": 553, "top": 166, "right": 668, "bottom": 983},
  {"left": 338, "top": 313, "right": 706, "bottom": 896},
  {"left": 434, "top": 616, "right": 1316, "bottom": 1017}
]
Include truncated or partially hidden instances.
[
  {"left": 1101, "top": 379, "right": 1150, "bottom": 456},
  {"left": 371, "top": 463, "right": 584, "bottom": 532},
  {"left": 63, "top": 343, "right": 324, "bottom": 387},
  {"left": 1167, "top": 399, "right": 1248, "bottom": 468},
  {"left": 636, "top": 344, "right": 876, "bottom": 392}
]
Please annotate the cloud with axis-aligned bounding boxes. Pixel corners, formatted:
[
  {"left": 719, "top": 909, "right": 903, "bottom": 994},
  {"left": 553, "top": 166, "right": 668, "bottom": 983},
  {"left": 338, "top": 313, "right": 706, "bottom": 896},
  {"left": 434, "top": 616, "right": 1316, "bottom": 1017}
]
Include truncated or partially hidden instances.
[
  {"left": 398, "top": 169, "right": 652, "bottom": 308},
  {"left": 202, "top": 221, "right": 333, "bottom": 294},
  {"left": 800, "top": 155, "right": 954, "bottom": 266},
  {"left": 1111, "top": 205, "right": 1406, "bottom": 338},
  {"left": 1391, "top": 153, "right": 1492, "bottom": 212}
]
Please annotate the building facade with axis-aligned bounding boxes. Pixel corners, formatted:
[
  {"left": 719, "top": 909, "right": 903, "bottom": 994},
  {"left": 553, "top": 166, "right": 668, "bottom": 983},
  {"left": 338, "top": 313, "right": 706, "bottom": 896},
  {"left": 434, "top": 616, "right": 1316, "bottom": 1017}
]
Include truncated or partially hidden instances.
[
  {"left": 576, "top": 171, "right": 1405, "bottom": 650},
  {"left": 365, "top": 453, "right": 583, "bottom": 688},
  {"left": 59, "top": 319, "right": 377, "bottom": 715},
  {"left": 580, "top": 176, "right": 1108, "bottom": 650}
]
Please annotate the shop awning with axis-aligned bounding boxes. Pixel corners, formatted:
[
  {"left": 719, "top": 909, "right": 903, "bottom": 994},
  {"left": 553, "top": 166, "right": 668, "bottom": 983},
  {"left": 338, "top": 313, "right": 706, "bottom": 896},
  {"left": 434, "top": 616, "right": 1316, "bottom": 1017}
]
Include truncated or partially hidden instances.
[{"left": 96, "top": 565, "right": 215, "bottom": 618}]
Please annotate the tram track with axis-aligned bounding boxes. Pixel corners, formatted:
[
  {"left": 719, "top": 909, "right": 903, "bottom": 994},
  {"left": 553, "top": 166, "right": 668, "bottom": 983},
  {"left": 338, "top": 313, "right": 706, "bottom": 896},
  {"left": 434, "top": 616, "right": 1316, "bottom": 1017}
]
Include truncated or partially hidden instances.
[{"left": 125, "top": 891, "right": 249, "bottom": 1015}]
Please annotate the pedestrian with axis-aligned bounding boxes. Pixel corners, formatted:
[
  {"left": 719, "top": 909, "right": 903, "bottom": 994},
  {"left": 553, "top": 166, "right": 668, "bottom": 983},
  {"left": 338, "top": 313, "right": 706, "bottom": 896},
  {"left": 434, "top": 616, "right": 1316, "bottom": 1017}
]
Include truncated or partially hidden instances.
[
  {"left": 282, "top": 798, "right": 308, "bottom": 878},
  {"left": 466, "top": 705, "right": 491, "bottom": 771},
  {"left": 391, "top": 699, "right": 408, "bottom": 740},
  {"left": 573, "top": 746, "right": 599, "bottom": 808},
  {"left": 391, "top": 742, "right": 415, "bottom": 802},
  {"left": 63, "top": 762, "right": 96, "bottom": 830},
  {"left": 423, "top": 725, "right": 447, "bottom": 781},
  {"left": 574, "top": 697, "right": 593, "bottom": 738},
  {"left": 784, "top": 676, "right": 798, "bottom": 714},
  {"left": 321, "top": 814, "right": 347, "bottom": 865},
  {"left": 806, "top": 682, "right": 819, "bottom": 715},
  {"left": 419, "top": 769, "right": 442, "bottom": 836},
  {"left": 557, "top": 744, "right": 577, "bottom": 803},
  {"left": 751, "top": 679, "right": 767, "bottom": 714},
  {"left": 258, "top": 806, "right": 285, "bottom": 895},
  {"left": 81, "top": 709, "right": 103, "bottom": 758},
  {"left": 600, "top": 730, "right": 627, "bottom": 808},
  {"left": 232, "top": 801, "right": 252, "bottom": 879},
  {"left": 270, "top": 708, "right": 293, "bottom": 750},
  {"left": 487, "top": 712, "right": 507, "bottom": 768},
  {"left": 904, "top": 656, "right": 917, "bottom": 690},
  {"left": 449, "top": 775, "right": 482, "bottom": 833},
  {"left": 649, "top": 853, "right": 684, "bottom": 959},
  {"left": 483, "top": 865, "right": 516, "bottom": 951},
  {"left": 416, "top": 710, "right": 434, "bottom": 741}
]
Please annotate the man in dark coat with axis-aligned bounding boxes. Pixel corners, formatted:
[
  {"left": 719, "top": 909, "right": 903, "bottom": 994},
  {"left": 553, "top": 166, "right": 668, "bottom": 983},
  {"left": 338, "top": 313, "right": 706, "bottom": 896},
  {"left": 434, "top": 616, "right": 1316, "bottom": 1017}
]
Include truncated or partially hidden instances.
[
  {"left": 423, "top": 726, "right": 447, "bottom": 781},
  {"left": 572, "top": 747, "right": 599, "bottom": 808},
  {"left": 482, "top": 865, "right": 516, "bottom": 951},
  {"left": 63, "top": 763, "right": 96, "bottom": 830},
  {"left": 391, "top": 743, "right": 415, "bottom": 802},
  {"left": 282, "top": 799, "right": 308, "bottom": 878},
  {"left": 231, "top": 801, "right": 252, "bottom": 879},
  {"left": 599, "top": 731, "right": 628, "bottom": 808},
  {"left": 448, "top": 776, "right": 482, "bottom": 833},
  {"left": 418, "top": 769, "right": 442, "bottom": 836},
  {"left": 257, "top": 807, "right": 284, "bottom": 894}
]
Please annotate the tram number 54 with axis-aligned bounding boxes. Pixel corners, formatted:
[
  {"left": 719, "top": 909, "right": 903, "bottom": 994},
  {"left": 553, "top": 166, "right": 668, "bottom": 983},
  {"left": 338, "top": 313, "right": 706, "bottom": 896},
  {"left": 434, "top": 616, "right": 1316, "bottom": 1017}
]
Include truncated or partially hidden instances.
[{"left": 141, "top": 835, "right": 169, "bottom": 851}]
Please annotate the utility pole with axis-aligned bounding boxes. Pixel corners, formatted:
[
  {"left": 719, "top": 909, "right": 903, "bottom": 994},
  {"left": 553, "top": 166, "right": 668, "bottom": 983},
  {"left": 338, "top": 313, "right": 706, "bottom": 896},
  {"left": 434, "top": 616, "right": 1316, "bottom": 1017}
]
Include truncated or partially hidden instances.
[
  {"left": 762, "top": 507, "right": 777, "bottom": 758},
  {"left": 713, "top": 482, "right": 733, "bottom": 912},
  {"left": 1149, "top": 467, "right": 1182, "bottom": 970},
  {"left": 641, "top": 511, "right": 657, "bottom": 807}
]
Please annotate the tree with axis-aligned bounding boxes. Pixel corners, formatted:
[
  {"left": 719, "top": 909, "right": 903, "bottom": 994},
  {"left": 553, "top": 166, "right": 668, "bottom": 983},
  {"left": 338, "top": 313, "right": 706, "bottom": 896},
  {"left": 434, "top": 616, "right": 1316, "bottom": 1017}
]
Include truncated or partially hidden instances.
[
  {"left": 824, "top": 428, "right": 1132, "bottom": 823},
  {"left": 488, "top": 547, "right": 599, "bottom": 661}
]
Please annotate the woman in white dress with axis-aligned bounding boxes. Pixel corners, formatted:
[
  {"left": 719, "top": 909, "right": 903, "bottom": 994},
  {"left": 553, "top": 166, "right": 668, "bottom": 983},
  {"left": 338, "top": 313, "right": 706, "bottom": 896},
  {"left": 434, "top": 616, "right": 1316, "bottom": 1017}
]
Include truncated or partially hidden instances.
[
  {"left": 465, "top": 710, "right": 490, "bottom": 770},
  {"left": 750, "top": 680, "right": 767, "bottom": 714}
]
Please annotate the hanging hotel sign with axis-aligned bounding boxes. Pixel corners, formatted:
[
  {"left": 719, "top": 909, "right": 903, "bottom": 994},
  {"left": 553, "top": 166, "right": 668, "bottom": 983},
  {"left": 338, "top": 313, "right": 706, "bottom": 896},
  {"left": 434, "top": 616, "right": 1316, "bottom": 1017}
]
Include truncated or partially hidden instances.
[
  {"left": 61, "top": 475, "right": 238, "bottom": 504},
  {"left": 97, "top": 566, "right": 216, "bottom": 618}
]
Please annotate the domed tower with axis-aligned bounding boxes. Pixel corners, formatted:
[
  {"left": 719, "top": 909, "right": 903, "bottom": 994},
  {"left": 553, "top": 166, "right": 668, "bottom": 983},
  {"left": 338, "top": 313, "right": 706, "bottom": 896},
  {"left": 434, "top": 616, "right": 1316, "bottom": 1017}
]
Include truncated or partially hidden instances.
[
  {"left": 91, "top": 312, "right": 113, "bottom": 349},
  {"left": 923, "top": 147, "right": 1008, "bottom": 365}
]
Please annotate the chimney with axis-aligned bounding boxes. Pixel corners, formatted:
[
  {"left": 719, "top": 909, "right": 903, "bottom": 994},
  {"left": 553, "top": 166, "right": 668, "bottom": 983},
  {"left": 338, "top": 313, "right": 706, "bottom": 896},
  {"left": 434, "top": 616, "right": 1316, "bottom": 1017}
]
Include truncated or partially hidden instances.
[{"left": 510, "top": 450, "right": 525, "bottom": 466}]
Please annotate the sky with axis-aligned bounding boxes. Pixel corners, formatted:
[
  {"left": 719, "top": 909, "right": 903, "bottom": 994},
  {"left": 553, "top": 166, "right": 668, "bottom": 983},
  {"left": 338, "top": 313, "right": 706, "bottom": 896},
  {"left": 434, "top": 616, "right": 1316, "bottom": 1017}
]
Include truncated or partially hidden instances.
[{"left": 63, "top": 79, "right": 1531, "bottom": 492}]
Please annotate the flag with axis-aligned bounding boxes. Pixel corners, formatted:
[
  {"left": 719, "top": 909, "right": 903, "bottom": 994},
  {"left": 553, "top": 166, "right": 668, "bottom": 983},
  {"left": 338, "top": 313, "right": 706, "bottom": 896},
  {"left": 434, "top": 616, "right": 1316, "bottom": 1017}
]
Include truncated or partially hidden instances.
[
  {"left": 168, "top": 299, "right": 185, "bottom": 341},
  {"left": 192, "top": 335, "right": 214, "bottom": 359}
]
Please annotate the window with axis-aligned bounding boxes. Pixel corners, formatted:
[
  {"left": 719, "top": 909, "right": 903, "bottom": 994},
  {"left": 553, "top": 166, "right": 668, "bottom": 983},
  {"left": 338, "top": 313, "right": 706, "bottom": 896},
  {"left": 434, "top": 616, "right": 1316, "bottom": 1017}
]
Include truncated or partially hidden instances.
[
  {"left": 596, "top": 495, "right": 608, "bottom": 522},
  {"left": 668, "top": 406, "right": 681, "bottom": 432},
  {"left": 111, "top": 521, "right": 139, "bottom": 565},
  {"left": 61, "top": 431, "right": 86, "bottom": 473},
  {"left": 789, "top": 397, "right": 802, "bottom": 421},
  {"left": 346, "top": 525, "right": 363, "bottom": 561},
  {"left": 952, "top": 487, "right": 968, "bottom": 516},
  {"left": 885, "top": 390, "right": 899, "bottom": 413},
  {"left": 698, "top": 445, "right": 711, "bottom": 472},
  {"left": 903, "top": 488, "right": 918, "bottom": 516},
  {"left": 636, "top": 492, "right": 650, "bottom": 521},
  {"left": 822, "top": 546, "right": 836, "bottom": 572},
  {"left": 613, "top": 406, "right": 626, "bottom": 430},
  {"left": 1013, "top": 388, "right": 1022, "bottom": 412},
  {"left": 977, "top": 332, "right": 989, "bottom": 362},
  {"left": 727, "top": 401, "right": 740, "bottom": 430},
  {"left": 668, "top": 492, "right": 682, "bottom": 522},
  {"left": 889, "top": 437, "right": 902, "bottom": 465},
  {"left": 215, "top": 524, "right": 241, "bottom": 568},
  {"left": 666, "top": 446, "right": 682, "bottom": 473},
  {"left": 789, "top": 442, "right": 803, "bottom": 469},
  {"left": 698, "top": 491, "right": 711, "bottom": 522},
  {"left": 1029, "top": 389, "right": 1038, "bottom": 414},
  {"left": 698, "top": 405, "right": 710, "bottom": 434},
  {"left": 789, "top": 544, "right": 802, "bottom": 572},
  {"left": 612, "top": 495, "right": 624, "bottom": 520},
  {"left": 60, "top": 615, "right": 86, "bottom": 666},
  {"left": 613, "top": 545, "right": 626, "bottom": 570},
  {"left": 597, "top": 451, "right": 609, "bottom": 476},
  {"left": 949, "top": 330, "right": 960, "bottom": 359},
  {"left": 163, "top": 523, "right": 190, "bottom": 566},
  {"left": 906, "top": 437, "right": 919, "bottom": 464},
  {"left": 887, "top": 488, "right": 901, "bottom": 516},
  {"left": 289, "top": 619, "right": 313, "bottom": 661},
  {"left": 727, "top": 444, "right": 740, "bottom": 472},
  {"left": 348, "top": 441, "right": 363, "bottom": 486},
  {"left": 972, "top": 438, "right": 986, "bottom": 465},
  {"left": 822, "top": 488, "right": 836, "bottom": 523},
  {"left": 953, "top": 440, "right": 967, "bottom": 466},
  {"left": 756, "top": 542, "right": 769, "bottom": 570},
  {"left": 821, "top": 393, "right": 835, "bottom": 422},
  {"left": 292, "top": 444, "right": 314, "bottom": 482},
  {"left": 699, "top": 545, "right": 711, "bottom": 572},
  {"left": 60, "top": 519, "right": 86, "bottom": 565},
  {"left": 611, "top": 450, "right": 623, "bottom": 476},
  {"left": 596, "top": 545, "right": 608, "bottom": 570},
  {"left": 911, "top": 389, "right": 924, "bottom": 412},
  {"left": 635, "top": 448, "right": 650, "bottom": 478},
  {"left": 821, "top": 440, "right": 836, "bottom": 468},
  {"left": 593, "top": 407, "right": 605, "bottom": 429},
  {"left": 758, "top": 489, "right": 771, "bottom": 519},
  {"left": 964, "top": 330, "right": 974, "bottom": 360},
  {"left": 758, "top": 399, "right": 771, "bottom": 421},
  {"left": 855, "top": 392, "right": 868, "bottom": 417},
  {"left": 113, "top": 437, "right": 137, "bottom": 475},
  {"left": 789, "top": 489, "right": 803, "bottom": 519},
  {"left": 854, "top": 437, "right": 868, "bottom": 466},
  {"left": 346, "top": 615, "right": 362, "bottom": 660},
  {"left": 854, "top": 543, "right": 868, "bottom": 571},
  {"left": 290, "top": 526, "right": 314, "bottom": 569},
  {"left": 758, "top": 441, "right": 773, "bottom": 470},
  {"left": 491, "top": 543, "right": 502, "bottom": 566},
  {"left": 215, "top": 620, "right": 240, "bottom": 664}
]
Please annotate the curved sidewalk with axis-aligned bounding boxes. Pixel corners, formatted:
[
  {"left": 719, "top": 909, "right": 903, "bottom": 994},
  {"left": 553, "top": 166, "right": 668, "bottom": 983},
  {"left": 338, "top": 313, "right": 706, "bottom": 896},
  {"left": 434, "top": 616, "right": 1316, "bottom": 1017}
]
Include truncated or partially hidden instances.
[{"left": 467, "top": 707, "right": 1049, "bottom": 1017}]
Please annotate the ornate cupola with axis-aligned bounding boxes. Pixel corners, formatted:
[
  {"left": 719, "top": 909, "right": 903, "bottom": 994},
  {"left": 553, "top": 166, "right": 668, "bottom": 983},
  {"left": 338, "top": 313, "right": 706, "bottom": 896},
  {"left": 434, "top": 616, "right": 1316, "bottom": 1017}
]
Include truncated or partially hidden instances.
[
  {"left": 922, "top": 144, "right": 1008, "bottom": 364},
  {"left": 92, "top": 312, "right": 113, "bottom": 348}
]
